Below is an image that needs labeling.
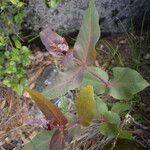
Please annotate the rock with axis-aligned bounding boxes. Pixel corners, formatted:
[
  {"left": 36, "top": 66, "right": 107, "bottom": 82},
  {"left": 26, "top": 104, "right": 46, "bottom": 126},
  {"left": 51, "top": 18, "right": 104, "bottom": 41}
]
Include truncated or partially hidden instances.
[
  {"left": 26, "top": 0, "right": 150, "bottom": 34},
  {"left": 34, "top": 65, "right": 74, "bottom": 106},
  {"left": 34, "top": 65, "right": 58, "bottom": 92},
  {"left": 34, "top": 65, "right": 62, "bottom": 104}
]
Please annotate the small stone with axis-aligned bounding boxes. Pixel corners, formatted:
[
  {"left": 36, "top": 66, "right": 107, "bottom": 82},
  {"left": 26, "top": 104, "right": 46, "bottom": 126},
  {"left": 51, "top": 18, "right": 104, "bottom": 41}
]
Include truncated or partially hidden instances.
[
  {"left": 0, "top": 141, "right": 4, "bottom": 146},
  {"left": 100, "top": 44, "right": 104, "bottom": 50},
  {"left": 44, "top": 79, "right": 52, "bottom": 85},
  {"left": 119, "top": 40, "right": 126, "bottom": 44},
  {"left": 144, "top": 53, "right": 150, "bottom": 60},
  {"left": 35, "top": 65, "right": 58, "bottom": 92}
]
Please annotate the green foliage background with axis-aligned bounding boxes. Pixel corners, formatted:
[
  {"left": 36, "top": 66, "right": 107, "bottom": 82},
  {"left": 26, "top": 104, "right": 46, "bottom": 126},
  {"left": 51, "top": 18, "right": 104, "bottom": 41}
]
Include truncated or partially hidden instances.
[{"left": 0, "top": 0, "right": 31, "bottom": 95}]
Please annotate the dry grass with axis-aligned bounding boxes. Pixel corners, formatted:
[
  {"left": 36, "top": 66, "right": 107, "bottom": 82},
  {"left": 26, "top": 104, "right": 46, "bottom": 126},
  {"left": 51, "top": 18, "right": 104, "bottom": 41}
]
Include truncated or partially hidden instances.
[{"left": 0, "top": 86, "right": 33, "bottom": 149}]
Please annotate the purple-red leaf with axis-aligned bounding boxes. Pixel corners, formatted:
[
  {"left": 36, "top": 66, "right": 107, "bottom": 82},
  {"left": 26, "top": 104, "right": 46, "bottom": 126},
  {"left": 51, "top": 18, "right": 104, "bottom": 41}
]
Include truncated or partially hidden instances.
[
  {"left": 40, "top": 28, "right": 75, "bottom": 68},
  {"left": 24, "top": 87, "right": 68, "bottom": 126},
  {"left": 40, "top": 28, "right": 69, "bottom": 58},
  {"left": 74, "top": 0, "right": 100, "bottom": 65},
  {"left": 49, "top": 130, "right": 65, "bottom": 150},
  {"left": 42, "top": 66, "right": 83, "bottom": 99}
]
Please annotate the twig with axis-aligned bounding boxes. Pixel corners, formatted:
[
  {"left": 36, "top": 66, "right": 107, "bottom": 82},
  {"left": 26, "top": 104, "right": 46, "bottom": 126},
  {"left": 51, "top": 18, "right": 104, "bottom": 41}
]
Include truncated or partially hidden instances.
[
  {"left": 111, "top": 112, "right": 130, "bottom": 150},
  {"left": 131, "top": 117, "right": 150, "bottom": 130},
  {"left": 0, "top": 124, "right": 26, "bottom": 141},
  {"left": 0, "top": 107, "right": 26, "bottom": 128}
]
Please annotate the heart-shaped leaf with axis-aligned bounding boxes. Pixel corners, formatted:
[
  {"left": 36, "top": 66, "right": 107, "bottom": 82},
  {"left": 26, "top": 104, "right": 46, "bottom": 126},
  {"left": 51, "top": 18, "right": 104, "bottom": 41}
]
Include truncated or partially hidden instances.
[
  {"left": 81, "top": 67, "right": 108, "bottom": 94},
  {"left": 108, "top": 67, "right": 149, "bottom": 99},
  {"left": 23, "top": 130, "right": 54, "bottom": 150},
  {"left": 111, "top": 102, "right": 132, "bottom": 115},
  {"left": 103, "top": 111, "right": 120, "bottom": 126},
  {"left": 75, "top": 85, "right": 96, "bottom": 126},
  {"left": 74, "top": 0, "right": 100, "bottom": 65},
  {"left": 100, "top": 124, "right": 133, "bottom": 140},
  {"left": 95, "top": 96, "right": 108, "bottom": 116},
  {"left": 42, "top": 66, "right": 83, "bottom": 99},
  {"left": 118, "top": 130, "right": 133, "bottom": 140},
  {"left": 99, "top": 122, "right": 118, "bottom": 137},
  {"left": 25, "top": 88, "right": 68, "bottom": 126}
]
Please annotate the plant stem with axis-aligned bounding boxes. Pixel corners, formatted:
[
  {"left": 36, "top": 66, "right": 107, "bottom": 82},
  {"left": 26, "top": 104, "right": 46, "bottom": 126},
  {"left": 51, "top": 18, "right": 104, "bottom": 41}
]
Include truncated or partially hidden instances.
[
  {"left": 86, "top": 67, "right": 111, "bottom": 87},
  {"left": 73, "top": 58, "right": 111, "bottom": 87},
  {"left": 28, "top": 34, "right": 40, "bottom": 43}
]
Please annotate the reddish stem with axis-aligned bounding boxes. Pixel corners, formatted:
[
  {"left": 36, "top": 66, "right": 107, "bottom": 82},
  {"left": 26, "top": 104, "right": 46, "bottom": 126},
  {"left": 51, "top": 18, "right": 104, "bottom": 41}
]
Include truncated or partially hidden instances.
[
  {"left": 73, "top": 58, "right": 111, "bottom": 87},
  {"left": 86, "top": 68, "right": 112, "bottom": 87},
  {"left": 66, "top": 121, "right": 80, "bottom": 128}
]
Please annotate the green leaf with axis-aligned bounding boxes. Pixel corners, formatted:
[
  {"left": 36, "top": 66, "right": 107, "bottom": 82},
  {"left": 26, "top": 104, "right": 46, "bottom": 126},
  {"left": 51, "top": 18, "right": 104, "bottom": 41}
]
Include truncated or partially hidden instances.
[
  {"left": 5, "top": 51, "right": 10, "bottom": 59},
  {"left": 14, "top": 12, "right": 25, "bottom": 24},
  {"left": 23, "top": 130, "right": 54, "bottom": 150},
  {"left": 50, "top": 0, "right": 60, "bottom": 8},
  {"left": 99, "top": 122, "right": 118, "bottom": 137},
  {"left": 5, "top": 62, "right": 17, "bottom": 74},
  {"left": 21, "top": 46, "right": 30, "bottom": 53},
  {"left": 95, "top": 96, "right": 108, "bottom": 116},
  {"left": 81, "top": 67, "right": 108, "bottom": 94},
  {"left": 17, "top": 1, "right": 25, "bottom": 7},
  {"left": 74, "top": 0, "right": 100, "bottom": 65},
  {"left": 2, "top": 80, "right": 11, "bottom": 87},
  {"left": 111, "top": 102, "right": 132, "bottom": 115},
  {"left": 43, "top": 66, "right": 83, "bottom": 99},
  {"left": 100, "top": 124, "right": 133, "bottom": 140},
  {"left": 59, "top": 96, "right": 68, "bottom": 114},
  {"left": 103, "top": 111, "right": 120, "bottom": 126},
  {"left": 118, "top": 130, "right": 133, "bottom": 140},
  {"left": 47, "top": 0, "right": 61, "bottom": 8},
  {"left": 15, "top": 84, "right": 23, "bottom": 95},
  {"left": 108, "top": 67, "right": 150, "bottom": 99},
  {"left": 9, "top": 0, "right": 18, "bottom": 5},
  {"left": 0, "top": 52, "right": 5, "bottom": 64},
  {"left": 75, "top": 85, "right": 96, "bottom": 126},
  {"left": 14, "top": 40, "right": 22, "bottom": 49},
  {"left": 20, "top": 78, "right": 28, "bottom": 86}
]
